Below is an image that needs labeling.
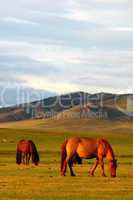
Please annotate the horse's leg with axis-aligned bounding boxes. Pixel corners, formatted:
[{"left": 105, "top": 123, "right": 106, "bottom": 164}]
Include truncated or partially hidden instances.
[
  {"left": 62, "top": 156, "right": 75, "bottom": 176},
  {"left": 22, "top": 153, "right": 25, "bottom": 165},
  {"left": 62, "top": 141, "right": 78, "bottom": 176},
  {"left": 99, "top": 157, "right": 106, "bottom": 177},
  {"left": 26, "top": 154, "right": 28, "bottom": 165},
  {"left": 89, "top": 159, "right": 99, "bottom": 176},
  {"left": 27, "top": 153, "right": 31, "bottom": 165},
  {"left": 62, "top": 159, "right": 67, "bottom": 176},
  {"left": 28, "top": 154, "right": 30, "bottom": 165},
  {"left": 68, "top": 160, "right": 75, "bottom": 176}
]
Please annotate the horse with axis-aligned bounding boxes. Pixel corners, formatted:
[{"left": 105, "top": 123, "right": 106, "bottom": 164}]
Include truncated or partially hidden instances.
[
  {"left": 61, "top": 137, "right": 117, "bottom": 177},
  {"left": 16, "top": 140, "right": 40, "bottom": 166}
]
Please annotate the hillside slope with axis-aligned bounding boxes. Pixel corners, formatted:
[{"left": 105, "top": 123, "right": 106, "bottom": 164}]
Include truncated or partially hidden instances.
[{"left": 0, "top": 92, "right": 132, "bottom": 122}]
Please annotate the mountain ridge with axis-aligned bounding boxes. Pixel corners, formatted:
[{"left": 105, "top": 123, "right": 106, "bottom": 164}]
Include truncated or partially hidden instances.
[{"left": 0, "top": 91, "right": 133, "bottom": 122}]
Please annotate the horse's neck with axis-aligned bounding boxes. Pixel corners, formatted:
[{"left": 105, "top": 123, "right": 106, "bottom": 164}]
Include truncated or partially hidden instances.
[
  {"left": 98, "top": 139, "right": 115, "bottom": 161},
  {"left": 106, "top": 146, "right": 115, "bottom": 161}
]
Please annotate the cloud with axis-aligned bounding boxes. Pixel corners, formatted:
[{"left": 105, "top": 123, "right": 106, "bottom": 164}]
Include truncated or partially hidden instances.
[
  {"left": 0, "top": 0, "right": 133, "bottom": 95},
  {"left": 22, "top": 75, "right": 79, "bottom": 94},
  {"left": 0, "top": 37, "right": 133, "bottom": 94},
  {"left": 0, "top": 54, "right": 59, "bottom": 78},
  {"left": 109, "top": 27, "right": 133, "bottom": 32},
  {"left": 1, "top": 17, "right": 38, "bottom": 26}
]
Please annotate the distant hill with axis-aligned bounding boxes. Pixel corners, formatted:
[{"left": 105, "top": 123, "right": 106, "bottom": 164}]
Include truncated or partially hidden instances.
[
  {"left": 0, "top": 91, "right": 133, "bottom": 122},
  {"left": 0, "top": 85, "right": 56, "bottom": 107}
]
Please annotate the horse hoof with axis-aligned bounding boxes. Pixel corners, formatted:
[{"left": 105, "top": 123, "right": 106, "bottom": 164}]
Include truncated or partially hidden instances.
[
  {"left": 71, "top": 174, "right": 76, "bottom": 177},
  {"left": 89, "top": 174, "right": 94, "bottom": 177},
  {"left": 89, "top": 171, "right": 94, "bottom": 176},
  {"left": 102, "top": 174, "right": 107, "bottom": 177},
  {"left": 61, "top": 173, "right": 66, "bottom": 176}
]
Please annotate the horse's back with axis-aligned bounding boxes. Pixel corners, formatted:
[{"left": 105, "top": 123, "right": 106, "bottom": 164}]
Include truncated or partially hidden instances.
[
  {"left": 77, "top": 137, "right": 98, "bottom": 158},
  {"left": 66, "top": 137, "right": 98, "bottom": 159},
  {"left": 17, "top": 140, "right": 30, "bottom": 153}
]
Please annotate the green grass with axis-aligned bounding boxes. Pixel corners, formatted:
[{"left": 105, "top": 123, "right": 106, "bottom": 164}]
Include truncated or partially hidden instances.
[{"left": 0, "top": 119, "right": 133, "bottom": 200}]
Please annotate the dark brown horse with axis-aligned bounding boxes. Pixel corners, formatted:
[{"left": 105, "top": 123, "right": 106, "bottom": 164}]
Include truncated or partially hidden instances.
[
  {"left": 61, "top": 137, "right": 117, "bottom": 177},
  {"left": 16, "top": 140, "right": 40, "bottom": 165}
]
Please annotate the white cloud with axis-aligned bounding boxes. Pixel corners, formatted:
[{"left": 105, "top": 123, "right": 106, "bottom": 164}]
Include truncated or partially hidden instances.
[
  {"left": 109, "top": 27, "right": 133, "bottom": 32},
  {"left": 22, "top": 75, "right": 79, "bottom": 94},
  {"left": 0, "top": 0, "right": 133, "bottom": 94},
  {"left": 1, "top": 17, "right": 38, "bottom": 25},
  {"left": 62, "top": 0, "right": 133, "bottom": 29}
]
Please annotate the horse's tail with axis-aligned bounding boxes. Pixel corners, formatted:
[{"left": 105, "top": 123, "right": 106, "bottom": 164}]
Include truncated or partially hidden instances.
[
  {"left": 16, "top": 145, "right": 22, "bottom": 165},
  {"left": 29, "top": 140, "right": 40, "bottom": 165},
  {"left": 60, "top": 139, "right": 68, "bottom": 173}
]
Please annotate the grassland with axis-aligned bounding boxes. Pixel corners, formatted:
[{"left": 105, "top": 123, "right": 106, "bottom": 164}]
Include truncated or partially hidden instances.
[{"left": 0, "top": 118, "right": 133, "bottom": 200}]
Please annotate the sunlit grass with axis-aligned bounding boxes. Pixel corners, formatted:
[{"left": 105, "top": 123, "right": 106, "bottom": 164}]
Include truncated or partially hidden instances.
[{"left": 0, "top": 119, "right": 132, "bottom": 199}]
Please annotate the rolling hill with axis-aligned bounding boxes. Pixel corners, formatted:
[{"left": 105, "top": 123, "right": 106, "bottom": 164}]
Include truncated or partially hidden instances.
[{"left": 0, "top": 91, "right": 132, "bottom": 122}]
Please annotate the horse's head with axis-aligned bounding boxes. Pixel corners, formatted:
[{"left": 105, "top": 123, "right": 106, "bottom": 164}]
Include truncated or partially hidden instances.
[
  {"left": 34, "top": 160, "right": 39, "bottom": 166},
  {"left": 109, "top": 159, "right": 117, "bottom": 177}
]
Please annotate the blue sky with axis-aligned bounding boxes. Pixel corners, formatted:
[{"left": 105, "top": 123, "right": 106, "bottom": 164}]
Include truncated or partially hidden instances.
[{"left": 0, "top": 0, "right": 133, "bottom": 94}]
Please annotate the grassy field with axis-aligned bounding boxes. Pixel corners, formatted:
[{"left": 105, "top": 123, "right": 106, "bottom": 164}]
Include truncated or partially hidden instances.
[{"left": 0, "top": 118, "right": 133, "bottom": 200}]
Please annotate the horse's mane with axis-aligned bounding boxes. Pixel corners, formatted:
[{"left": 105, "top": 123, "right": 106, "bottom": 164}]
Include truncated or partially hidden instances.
[
  {"left": 98, "top": 138, "right": 115, "bottom": 158},
  {"left": 28, "top": 140, "right": 40, "bottom": 165}
]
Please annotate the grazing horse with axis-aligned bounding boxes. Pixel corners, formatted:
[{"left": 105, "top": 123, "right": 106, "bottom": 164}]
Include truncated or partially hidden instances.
[
  {"left": 16, "top": 140, "right": 40, "bottom": 165},
  {"left": 61, "top": 137, "right": 117, "bottom": 177}
]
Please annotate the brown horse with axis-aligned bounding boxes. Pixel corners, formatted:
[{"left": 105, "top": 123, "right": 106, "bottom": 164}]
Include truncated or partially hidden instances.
[
  {"left": 16, "top": 140, "right": 40, "bottom": 165},
  {"left": 61, "top": 137, "right": 117, "bottom": 177}
]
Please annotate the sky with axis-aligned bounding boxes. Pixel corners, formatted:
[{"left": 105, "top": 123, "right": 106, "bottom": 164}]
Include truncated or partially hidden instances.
[{"left": 0, "top": 0, "right": 133, "bottom": 95}]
